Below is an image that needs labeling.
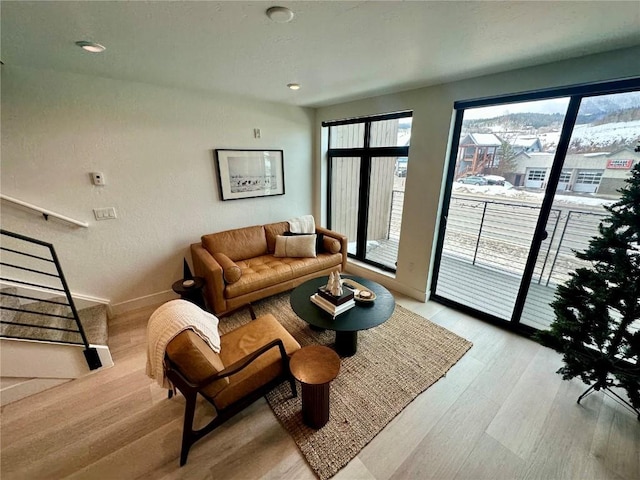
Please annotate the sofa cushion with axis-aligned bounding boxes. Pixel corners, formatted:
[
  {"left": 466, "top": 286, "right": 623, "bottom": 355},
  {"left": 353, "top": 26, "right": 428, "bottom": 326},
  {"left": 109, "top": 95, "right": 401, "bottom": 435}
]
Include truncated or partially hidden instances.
[
  {"left": 284, "top": 231, "right": 324, "bottom": 252},
  {"left": 166, "top": 330, "right": 229, "bottom": 400},
  {"left": 274, "top": 235, "right": 317, "bottom": 258},
  {"left": 225, "top": 255, "right": 295, "bottom": 298},
  {"left": 213, "top": 252, "right": 241, "bottom": 284},
  {"left": 323, "top": 236, "right": 341, "bottom": 254},
  {"left": 288, "top": 253, "right": 344, "bottom": 278},
  {"left": 202, "top": 225, "right": 267, "bottom": 262},
  {"left": 264, "top": 222, "right": 290, "bottom": 253},
  {"left": 215, "top": 314, "right": 301, "bottom": 410}
]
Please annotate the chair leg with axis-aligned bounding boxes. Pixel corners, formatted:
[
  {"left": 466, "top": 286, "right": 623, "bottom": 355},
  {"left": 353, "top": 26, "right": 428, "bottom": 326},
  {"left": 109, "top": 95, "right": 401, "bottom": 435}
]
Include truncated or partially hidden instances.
[
  {"left": 289, "top": 375, "right": 297, "bottom": 398},
  {"left": 179, "top": 391, "right": 198, "bottom": 466}
]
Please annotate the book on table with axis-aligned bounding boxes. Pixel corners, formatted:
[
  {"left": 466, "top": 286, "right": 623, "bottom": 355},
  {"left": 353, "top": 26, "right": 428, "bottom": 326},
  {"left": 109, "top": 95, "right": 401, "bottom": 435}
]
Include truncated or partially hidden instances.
[
  {"left": 310, "top": 293, "right": 355, "bottom": 317},
  {"left": 317, "top": 284, "right": 355, "bottom": 305}
]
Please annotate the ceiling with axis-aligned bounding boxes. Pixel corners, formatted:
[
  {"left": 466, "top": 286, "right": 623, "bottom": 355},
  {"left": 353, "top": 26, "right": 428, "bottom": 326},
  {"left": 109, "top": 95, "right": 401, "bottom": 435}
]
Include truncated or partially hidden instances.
[{"left": 2, "top": 1, "right": 639, "bottom": 108}]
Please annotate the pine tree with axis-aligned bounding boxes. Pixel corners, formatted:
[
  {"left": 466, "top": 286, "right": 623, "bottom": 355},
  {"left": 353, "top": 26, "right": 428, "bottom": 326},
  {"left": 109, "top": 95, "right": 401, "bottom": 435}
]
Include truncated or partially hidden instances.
[{"left": 538, "top": 162, "right": 640, "bottom": 412}]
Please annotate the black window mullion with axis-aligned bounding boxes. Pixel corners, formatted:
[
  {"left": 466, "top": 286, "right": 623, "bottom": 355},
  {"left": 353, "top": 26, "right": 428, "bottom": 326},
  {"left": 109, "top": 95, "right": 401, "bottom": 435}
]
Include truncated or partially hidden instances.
[
  {"left": 329, "top": 146, "right": 408, "bottom": 157},
  {"left": 356, "top": 123, "right": 373, "bottom": 259},
  {"left": 510, "top": 95, "right": 583, "bottom": 324}
]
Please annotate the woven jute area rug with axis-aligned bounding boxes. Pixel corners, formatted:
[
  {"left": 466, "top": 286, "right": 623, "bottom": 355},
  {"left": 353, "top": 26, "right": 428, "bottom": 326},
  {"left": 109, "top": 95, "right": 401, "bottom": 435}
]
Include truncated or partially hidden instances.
[{"left": 221, "top": 292, "right": 473, "bottom": 480}]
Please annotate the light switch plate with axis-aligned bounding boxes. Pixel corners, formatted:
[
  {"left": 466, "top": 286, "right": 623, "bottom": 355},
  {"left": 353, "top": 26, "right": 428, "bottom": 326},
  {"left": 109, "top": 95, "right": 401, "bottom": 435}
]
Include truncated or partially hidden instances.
[{"left": 93, "top": 207, "right": 117, "bottom": 220}]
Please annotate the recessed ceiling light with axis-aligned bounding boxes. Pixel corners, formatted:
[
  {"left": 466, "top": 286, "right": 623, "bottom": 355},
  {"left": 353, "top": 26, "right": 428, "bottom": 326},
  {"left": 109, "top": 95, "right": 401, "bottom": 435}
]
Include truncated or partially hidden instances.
[
  {"left": 266, "top": 6, "right": 294, "bottom": 23},
  {"left": 75, "top": 41, "right": 106, "bottom": 53},
  {"left": 287, "top": 83, "right": 301, "bottom": 90}
]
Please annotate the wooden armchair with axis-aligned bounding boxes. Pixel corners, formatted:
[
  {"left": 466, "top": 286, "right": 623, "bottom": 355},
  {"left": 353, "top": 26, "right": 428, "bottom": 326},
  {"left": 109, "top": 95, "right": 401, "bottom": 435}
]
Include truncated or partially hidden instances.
[{"left": 164, "top": 304, "right": 301, "bottom": 466}]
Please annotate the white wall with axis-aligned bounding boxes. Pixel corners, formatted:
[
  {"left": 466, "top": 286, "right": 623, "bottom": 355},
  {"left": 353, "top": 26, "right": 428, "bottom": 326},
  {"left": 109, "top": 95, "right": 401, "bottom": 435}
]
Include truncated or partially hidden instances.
[
  {"left": 1, "top": 66, "right": 315, "bottom": 311},
  {"left": 315, "top": 46, "right": 640, "bottom": 301}
]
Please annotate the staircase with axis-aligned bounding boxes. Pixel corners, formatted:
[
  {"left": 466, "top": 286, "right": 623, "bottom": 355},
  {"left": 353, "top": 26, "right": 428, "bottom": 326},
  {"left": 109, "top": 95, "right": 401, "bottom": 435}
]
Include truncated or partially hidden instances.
[{"left": 0, "top": 230, "right": 113, "bottom": 406}]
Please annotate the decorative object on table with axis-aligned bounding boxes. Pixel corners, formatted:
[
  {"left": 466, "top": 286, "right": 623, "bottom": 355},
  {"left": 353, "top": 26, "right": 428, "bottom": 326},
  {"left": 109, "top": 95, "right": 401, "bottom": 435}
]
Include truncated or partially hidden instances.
[
  {"left": 536, "top": 163, "right": 640, "bottom": 419},
  {"left": 317, "top": 284, "right": 354, "bottom": 306},
  {"left": 341, "top": 278, "right": 377, "bottom": 304},
  {"left": 215, "top": 149, "right": 285, "bottom": 201},
  {"left": 327, "top": 270, "right": 343, "bottom": 296},
  {"left": 220, "top": 292, "right": 473, "bottom": 480}
]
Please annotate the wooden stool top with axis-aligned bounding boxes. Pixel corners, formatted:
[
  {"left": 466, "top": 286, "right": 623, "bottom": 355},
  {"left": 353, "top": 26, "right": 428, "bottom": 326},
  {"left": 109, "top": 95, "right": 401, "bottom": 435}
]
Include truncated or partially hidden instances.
[{"left": 290, "top": 345, "right": 340, "bottom": 385}]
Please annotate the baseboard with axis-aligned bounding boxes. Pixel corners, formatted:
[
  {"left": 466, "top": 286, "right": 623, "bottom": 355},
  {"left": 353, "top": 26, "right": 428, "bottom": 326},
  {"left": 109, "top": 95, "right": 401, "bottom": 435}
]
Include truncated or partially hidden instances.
[
  {"left": 344, "top": 262, "right": 428, "bottom": 302},
  {"left": 110, "top": 289, "right": 177, "bottom": 316}
]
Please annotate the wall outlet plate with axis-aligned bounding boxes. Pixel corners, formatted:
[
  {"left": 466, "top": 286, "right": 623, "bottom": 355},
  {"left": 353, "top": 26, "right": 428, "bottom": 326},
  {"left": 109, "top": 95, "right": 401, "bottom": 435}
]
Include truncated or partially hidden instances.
[{"left": 91, "top": 172, "right": 105, "bottom": 186}]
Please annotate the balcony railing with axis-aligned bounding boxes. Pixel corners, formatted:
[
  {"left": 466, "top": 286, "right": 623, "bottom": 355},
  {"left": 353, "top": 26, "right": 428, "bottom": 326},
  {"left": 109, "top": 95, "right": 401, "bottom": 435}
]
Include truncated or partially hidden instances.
[{"left": 442, "top": 197, "right": 602, "bottom": 287}]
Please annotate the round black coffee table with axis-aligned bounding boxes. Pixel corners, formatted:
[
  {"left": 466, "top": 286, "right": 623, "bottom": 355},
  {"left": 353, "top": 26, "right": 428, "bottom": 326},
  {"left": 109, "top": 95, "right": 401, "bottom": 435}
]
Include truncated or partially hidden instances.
[{"left": 290, "top": 275, "right": 395, "bottom": 356}]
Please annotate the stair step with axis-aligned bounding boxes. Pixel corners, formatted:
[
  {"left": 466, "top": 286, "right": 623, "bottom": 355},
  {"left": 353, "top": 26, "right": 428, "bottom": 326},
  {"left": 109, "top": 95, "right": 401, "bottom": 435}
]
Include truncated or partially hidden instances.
[{"left": 0, "top": 290, "right": 108, "bottom": 346}]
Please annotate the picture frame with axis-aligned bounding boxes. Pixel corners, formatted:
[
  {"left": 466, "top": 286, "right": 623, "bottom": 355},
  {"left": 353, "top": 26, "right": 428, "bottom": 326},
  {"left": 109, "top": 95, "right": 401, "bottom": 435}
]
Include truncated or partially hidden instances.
[{"left": 215, "top": 149, "right": 285, "bottom": 201}]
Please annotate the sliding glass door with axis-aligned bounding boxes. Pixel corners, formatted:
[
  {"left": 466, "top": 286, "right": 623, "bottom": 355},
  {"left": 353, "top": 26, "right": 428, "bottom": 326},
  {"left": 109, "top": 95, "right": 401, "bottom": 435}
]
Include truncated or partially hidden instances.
[
  {"left": 431, "top": 80, "right": 640, "bottom": 332},
  {"left": 433, "top": 98, "right": 571, "bottom": 321},
  {"left": 519, "top": 90, "right": 640, "bottom": 330}
]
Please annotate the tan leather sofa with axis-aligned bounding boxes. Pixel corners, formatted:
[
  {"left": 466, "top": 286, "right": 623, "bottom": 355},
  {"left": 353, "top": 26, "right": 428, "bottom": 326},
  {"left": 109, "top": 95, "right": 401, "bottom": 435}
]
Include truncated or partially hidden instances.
[{"left": 191, "top": 221, "right": 347, "bottom": 314}]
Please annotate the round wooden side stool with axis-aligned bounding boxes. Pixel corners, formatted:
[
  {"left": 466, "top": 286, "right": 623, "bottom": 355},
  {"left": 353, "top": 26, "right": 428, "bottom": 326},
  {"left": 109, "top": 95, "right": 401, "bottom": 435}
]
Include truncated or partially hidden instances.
[{"left": 289, "top": 345, "right": 341, "bottom": 429}]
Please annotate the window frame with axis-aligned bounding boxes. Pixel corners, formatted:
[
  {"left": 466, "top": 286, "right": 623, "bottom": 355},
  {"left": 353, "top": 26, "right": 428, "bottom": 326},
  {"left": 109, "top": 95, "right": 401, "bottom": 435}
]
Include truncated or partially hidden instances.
[
  {"left": 323, "top": 111, "right": 412, "bottom": 272},
  {"left": 430, "top": 76, "right": 640, "bottom": 337}
]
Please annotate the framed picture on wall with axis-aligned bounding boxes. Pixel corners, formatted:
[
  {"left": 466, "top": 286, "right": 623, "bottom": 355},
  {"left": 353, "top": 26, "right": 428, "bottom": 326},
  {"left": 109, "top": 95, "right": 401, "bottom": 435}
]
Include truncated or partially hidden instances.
[{"left": 215, "top": 149, "right": 285, "bottom": 201}]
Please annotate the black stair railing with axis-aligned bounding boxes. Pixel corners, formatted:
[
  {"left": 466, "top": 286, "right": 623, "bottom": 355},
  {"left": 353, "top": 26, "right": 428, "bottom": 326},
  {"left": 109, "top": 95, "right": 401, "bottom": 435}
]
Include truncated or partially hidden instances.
[{"left": 0, "top": 229, "right": 102, "bottom": 370}]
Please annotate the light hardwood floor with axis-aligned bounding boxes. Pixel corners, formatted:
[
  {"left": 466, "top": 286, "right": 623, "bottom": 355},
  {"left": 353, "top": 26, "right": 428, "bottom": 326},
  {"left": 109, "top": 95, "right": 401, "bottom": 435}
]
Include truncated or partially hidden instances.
[{"left": 1, "top": 294, "right": 638, "bottom": 479}]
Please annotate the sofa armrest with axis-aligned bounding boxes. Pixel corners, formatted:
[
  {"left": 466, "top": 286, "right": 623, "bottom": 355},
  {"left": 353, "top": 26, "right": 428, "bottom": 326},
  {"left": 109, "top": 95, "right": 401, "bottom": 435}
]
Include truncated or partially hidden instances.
[
  {"left": 191, "top": 243, "right": 226, "bottom": 314},
  {"left": 315, "top": 226, "right": 348, "bottom": 271}
]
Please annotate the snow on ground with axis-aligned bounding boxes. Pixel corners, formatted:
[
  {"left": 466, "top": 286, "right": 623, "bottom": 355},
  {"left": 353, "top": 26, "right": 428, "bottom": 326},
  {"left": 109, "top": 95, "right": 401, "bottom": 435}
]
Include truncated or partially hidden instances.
[{"left": 452, "top": 182, "right": 615, "bottom": 207}]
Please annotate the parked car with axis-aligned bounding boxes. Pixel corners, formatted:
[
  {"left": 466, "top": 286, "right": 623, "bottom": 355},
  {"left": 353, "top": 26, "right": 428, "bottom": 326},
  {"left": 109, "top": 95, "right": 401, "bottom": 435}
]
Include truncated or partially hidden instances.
[
  {"left": 458, "top": 176, "right": 488, "bottom": 185},
  {"left": 483, "top": 175, "right": 506, "bottom": 186}
]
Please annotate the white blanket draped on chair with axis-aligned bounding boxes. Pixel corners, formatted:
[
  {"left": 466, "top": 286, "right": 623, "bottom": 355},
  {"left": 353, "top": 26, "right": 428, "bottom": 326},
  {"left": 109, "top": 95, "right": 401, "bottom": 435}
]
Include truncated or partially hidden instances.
[{"left": 146, "top": 299, "right": 221, "bottom": 389}]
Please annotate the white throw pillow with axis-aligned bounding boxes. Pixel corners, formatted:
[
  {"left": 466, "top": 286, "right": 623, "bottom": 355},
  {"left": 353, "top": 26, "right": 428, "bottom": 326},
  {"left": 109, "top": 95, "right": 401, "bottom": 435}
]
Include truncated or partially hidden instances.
[{"left": 274, "top": 234, "right": 317, "bottom": 258}]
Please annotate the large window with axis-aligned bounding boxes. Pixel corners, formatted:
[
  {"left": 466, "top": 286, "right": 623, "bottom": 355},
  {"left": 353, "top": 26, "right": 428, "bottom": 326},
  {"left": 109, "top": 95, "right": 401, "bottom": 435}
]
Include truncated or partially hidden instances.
[
  {"left": 431, "top": 79, "right": 640, "bottom": 336},
  {"left": 324, "top": 112, "right": 412, "bottom": 271}
]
